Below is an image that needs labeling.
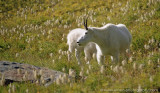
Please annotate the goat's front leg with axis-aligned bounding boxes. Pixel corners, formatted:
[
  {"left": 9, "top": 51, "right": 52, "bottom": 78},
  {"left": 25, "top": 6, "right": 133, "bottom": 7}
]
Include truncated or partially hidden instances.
[
  {"left": 84, "top": 51, "right": 91, "bottom": 65},
  {"left": 75, "top": 49, "right": 81, "bottom": 65},
  {"left": 97, "top": 54, "right": 105, "bottom": 65},
  {"left": 67, "top": 51, "right": 71, "bottom": 61}
]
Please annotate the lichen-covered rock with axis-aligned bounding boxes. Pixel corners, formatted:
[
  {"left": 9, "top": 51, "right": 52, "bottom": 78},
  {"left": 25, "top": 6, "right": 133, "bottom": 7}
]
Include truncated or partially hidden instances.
[{"left": 0, "top": 61, "right": 68, "bottom": 86}]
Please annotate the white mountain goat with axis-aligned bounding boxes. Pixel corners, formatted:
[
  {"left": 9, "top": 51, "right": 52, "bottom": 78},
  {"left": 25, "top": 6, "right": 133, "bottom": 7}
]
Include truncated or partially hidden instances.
[
  {"left": 77, "top": 20, "right": 132, "bottom": 65},
  {"left": 67, "top": 28, "right": 97, "bottom": 65}
]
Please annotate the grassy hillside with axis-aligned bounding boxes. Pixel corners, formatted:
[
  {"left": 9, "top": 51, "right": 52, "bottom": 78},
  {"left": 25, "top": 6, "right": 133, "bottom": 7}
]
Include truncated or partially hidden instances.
[{"left": 0, "top": 0, "right": 160, "bottom": 92}]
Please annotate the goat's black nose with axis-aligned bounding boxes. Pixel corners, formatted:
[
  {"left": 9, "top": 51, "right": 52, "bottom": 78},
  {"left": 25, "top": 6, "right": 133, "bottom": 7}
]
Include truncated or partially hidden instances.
[{"left": 77, "top": 42, "right": 81, "bottom": 46}]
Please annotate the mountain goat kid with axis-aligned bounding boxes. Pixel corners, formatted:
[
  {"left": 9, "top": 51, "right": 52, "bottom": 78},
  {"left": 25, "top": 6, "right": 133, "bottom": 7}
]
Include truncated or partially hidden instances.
[
  {"left": 67, "top": 28, "right": 97, "bottom": 65},
  {"left": 77, "top": 20, "right": 132, "bottom": 65}
]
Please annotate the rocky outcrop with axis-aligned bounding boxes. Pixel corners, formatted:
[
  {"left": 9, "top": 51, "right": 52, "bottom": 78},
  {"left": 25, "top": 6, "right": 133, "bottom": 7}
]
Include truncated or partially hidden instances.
[{"left": 0, "top": 61, "right": 68, "bottom": 86}]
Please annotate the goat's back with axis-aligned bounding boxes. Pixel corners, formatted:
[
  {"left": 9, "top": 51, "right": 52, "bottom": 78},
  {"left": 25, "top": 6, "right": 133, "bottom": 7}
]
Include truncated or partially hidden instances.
[{"left": 117, "top": 24, "right": 132, "bottom": 43}]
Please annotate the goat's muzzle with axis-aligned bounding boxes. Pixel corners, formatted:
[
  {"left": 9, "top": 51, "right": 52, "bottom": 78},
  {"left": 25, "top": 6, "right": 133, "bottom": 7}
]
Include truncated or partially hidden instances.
[{"left": 77, "top": 42, "right": 81, "bottom": 46}]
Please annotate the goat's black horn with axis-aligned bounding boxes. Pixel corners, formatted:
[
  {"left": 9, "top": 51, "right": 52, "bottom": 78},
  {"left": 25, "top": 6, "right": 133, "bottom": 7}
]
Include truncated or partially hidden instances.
[
  {"left": 85, "top": 19, "right": 88, "bottom": 30},
  {"left": 84, "top": 18, "right": 88, "bottom": 30}
]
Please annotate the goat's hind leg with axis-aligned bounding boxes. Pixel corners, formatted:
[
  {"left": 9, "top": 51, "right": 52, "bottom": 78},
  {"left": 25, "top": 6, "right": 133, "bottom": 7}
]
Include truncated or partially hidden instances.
[{"left": 112, "top": 52, "right": 119, "bottom": 64}]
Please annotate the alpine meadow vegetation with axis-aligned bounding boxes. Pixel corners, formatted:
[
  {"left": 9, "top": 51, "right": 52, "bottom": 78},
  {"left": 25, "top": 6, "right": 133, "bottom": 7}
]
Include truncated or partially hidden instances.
[{"left": 0, "top": 0, "right": 160, "bottom": 92}]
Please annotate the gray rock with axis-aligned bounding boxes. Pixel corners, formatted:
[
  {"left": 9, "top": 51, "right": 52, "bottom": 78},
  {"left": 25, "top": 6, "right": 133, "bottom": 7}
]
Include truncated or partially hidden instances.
[{"left": 0, "top": 61, "right": 68, "bottom": 86}]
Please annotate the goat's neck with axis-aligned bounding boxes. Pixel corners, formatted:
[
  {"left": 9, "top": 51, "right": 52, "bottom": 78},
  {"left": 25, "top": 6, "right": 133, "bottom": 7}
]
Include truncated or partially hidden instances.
[{"left": 93, "top": 30, "right": 107, "bottom": 54}]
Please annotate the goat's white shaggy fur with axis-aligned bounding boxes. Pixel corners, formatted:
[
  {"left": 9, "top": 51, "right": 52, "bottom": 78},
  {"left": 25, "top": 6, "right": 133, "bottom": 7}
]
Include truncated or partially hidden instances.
[
  {"left": 77, "top": 23, "right": 132, "bottom": 65},
  {"left": 67, "top": 28, "right": 97, "bottom": 65}
]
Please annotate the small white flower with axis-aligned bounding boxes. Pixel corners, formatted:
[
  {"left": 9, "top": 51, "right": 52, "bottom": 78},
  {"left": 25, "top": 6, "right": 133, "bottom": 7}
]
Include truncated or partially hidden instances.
[
  {"left": 67, "top": 51, "right": 70, "bottom": 55},
  {"left": 61, "top": 75, "right": 67, "bottom": 84},
  {"left": 8, "top": 88, "right": 11, "bottom": 93},
  {"left": 62, "top": 68, "right": 65, "bottom": 72},
  {"left": 151, "top": 51, "right": 154, "bottom": 56},
  {"left": 148, "top": 60, "right": 151, "bottom": 65},
  {"left": 137, "top": 84, "right": 142, "bottom": 92},
  {"left": 81, "top": 67, "right": 84, "bottom": 71},
  {"left": 122, "top": 60, "right": 126, "bottom": 66},
  {"left": 56, "top": 77, "right": 61, "bottom": 85},
  {"left": 17, "top": 69, "right": 21, "bottom": 75},
  {"left": 79, "top": 71, "right": 84, "bottom": 77},
  {"left": 113, "top": 65, "right": 119, "bottom": 73},
  {"left": 149, "top": 76, "right": 153, "bottom": 82},
  {"left": 62, "top": 51, "right": 65, "bottom": 55},
  {"left": 69, "top": 69, "right": 75, "bottom": 77},
  {"left": 47, "top": 36, "right": 50, "bottom": 39},
  {"left": 119, "top": 66, "right": 124, "bottom": 73},
  {"left": 58, "top": 49, "right": 62, "bottom": 54},
  {"left": 50, "top": 75, "right": 54, "bottom": 80},
  {"left": 62, "top": 37, "right": 64, "bottom": 41},
  {"left": 100, "top": 65, "right": 105, "bottom": 74},
  {"left": 110, "top": 65, "right": 113, "bottom": 70},
  {"left": 67, "top": 78, "right": 71, "bottom": 83},
  {"left": 144, "top": 44, "right": 150, "bottom": 50},
  {"left": 88, "top": 65, "right": 92, "bottom": 70},
  {"left": 23, "top": 74, "right": 26, "bottom": 80},
  {"left": 139, "top": 64, "right": 144, "bottom": 70},
  {"left": 126, "top": 49, "right": 129, "bottom": 54},
  {"left": 26, "top": 89, "right": 29, "bottom": 93},
  {"left": 36, "top": 80, "right": 39, "bottom": 84},
  {"left": 63, "top": 34, "right": 65, "bottom": 38},
  {"left": 151, "top": 37, "right": 155, "bottom": 44},
  {"left": 102, "top": 22, "right": 106, "bottom": 26},
  {"left": 39, "top": 69, "right": 43, "bottom": 75},
  {"left": 49, "top": 53, "right": 53, "bottom": 57},
  {"left": 64, "top": 51, "right": 67, "bottom": 55},
  {"left": 58, "top": 55, "right": 62, "bottom": 59},
  {"left": 129, "top": 56, "right": 133, "bottom": 63},
  {"left": 118, "top": 2, "right": 122, "bottom": 6},
  {"left": 16, "top": 53, "right": 19, "bottom": 57},
  {"left": 86, "top": 69, "right": 89, "bottom": 75},
  {"left": 52, "top": 59, "right": 55, "bottom": 64},
  {"left": 9, "top": 83, "right": 12, "bottom": 88},
  {"left": 33, "top": 70, "right": 37, "bottom": 79},
  {"left": 41, "top": 77, "right": 45, "bottom": 84},
  {"left": 12, "top": 84, "right": 15, "bottom": 92}
]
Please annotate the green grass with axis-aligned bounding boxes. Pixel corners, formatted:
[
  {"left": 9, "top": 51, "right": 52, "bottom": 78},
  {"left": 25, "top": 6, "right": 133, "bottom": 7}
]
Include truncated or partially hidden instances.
[{"left": 0, "top": 0, "right": 160, "bottom": 92}]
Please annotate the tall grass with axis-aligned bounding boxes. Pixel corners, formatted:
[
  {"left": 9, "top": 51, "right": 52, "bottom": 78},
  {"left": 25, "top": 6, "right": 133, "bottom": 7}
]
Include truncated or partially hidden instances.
[{"left": 0, "top": 0, "right": 160, "bottom": 92}]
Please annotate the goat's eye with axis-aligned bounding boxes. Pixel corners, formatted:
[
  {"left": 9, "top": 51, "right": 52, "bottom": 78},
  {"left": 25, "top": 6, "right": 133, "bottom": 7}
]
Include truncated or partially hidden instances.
[{"left": 85, "top": 32, "right": 88, "bottom": 34}]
